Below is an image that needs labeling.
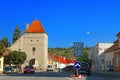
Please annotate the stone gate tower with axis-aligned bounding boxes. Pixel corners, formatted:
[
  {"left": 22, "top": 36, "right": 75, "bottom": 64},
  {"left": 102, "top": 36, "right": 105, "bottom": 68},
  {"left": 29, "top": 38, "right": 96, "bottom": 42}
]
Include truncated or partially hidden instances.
[{"left": 10, "top": 20, "right": 48, "bottom": 70}]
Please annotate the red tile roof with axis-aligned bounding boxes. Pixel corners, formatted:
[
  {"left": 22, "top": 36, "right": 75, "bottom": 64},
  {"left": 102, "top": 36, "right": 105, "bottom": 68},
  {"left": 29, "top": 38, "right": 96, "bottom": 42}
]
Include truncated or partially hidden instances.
[
  {"left": 25, "top": 20, "right": 46, "bottom": 33},
  {"left": 48, "top": 54, "right": 76, "bottom": 64},
  {"left": 105, "top": 40, "right": 120, "bottom": 53},
  {"left": 105, "top": 32, "right": 120, "bottom": 53}
]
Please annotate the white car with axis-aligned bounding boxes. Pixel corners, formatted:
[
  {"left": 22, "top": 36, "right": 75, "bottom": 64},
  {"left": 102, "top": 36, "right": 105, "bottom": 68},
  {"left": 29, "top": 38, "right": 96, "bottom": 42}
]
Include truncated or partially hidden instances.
[{"left": 47, "top": 65, "right": 54, "bottom": 72}]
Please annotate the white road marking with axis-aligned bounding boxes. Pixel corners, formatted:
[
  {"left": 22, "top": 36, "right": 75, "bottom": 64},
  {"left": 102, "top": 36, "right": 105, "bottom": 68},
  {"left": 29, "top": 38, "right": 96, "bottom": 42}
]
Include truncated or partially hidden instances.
[{"left": 66, "top": 77, "right": 74, "bottom": 80}]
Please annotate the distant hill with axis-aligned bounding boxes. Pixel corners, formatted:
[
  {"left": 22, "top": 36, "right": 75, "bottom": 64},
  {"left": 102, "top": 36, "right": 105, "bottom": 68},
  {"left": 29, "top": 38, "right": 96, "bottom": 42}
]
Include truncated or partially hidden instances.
[
  {"left": 48, "top": 47, "right": 92, "bottom": 59},
  {"left": 48, "top": 47, "right": 75, "bottom": 59}
]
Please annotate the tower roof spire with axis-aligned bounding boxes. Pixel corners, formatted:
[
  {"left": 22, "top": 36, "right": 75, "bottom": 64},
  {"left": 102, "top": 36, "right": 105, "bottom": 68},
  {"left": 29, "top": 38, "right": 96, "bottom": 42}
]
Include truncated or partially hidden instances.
[{"left": 25, "top": 20, "right": 46, "bottom": 33}]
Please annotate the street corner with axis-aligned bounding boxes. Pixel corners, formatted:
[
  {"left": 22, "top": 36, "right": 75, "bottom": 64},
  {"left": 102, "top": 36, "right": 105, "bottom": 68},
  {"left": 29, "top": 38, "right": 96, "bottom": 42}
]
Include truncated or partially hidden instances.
[{"left": 112, "top": 78, "right": 120, "bottom": 80}]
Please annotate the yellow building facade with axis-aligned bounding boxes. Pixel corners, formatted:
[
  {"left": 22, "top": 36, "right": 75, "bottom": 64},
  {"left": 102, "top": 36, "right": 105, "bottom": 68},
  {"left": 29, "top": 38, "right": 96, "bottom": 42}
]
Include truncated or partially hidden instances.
[{"left": 0, "top": 57, "right": 4, "bottom": 73}]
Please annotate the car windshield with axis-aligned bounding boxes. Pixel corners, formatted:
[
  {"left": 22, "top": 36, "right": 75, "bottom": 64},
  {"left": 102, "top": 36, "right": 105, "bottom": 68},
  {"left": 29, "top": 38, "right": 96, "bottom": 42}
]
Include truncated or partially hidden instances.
[
  {"left": 12, "top": 66, "right": 17, "bottom": 68},
  {"left": 5, "top": 67, "right": 12, "bottom": 70},
  {"left": 48, "top": 65, "right": 52, "bottom": 68},
  {"left": 25, "top": 66, "right": 33, "bottom": 68}
]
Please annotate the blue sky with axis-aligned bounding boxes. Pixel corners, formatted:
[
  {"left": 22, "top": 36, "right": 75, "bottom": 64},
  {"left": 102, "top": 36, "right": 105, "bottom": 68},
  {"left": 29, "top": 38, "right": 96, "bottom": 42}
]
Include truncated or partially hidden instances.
[{"left": 0, "top": 0, "right": 120, "bottom": 48}]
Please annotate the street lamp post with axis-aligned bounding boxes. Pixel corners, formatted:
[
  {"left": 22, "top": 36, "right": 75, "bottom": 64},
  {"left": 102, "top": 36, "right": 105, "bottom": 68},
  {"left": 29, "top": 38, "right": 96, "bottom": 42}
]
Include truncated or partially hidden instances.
[{"left": 86, "top": 32, "right": 100, "bottom": 71}]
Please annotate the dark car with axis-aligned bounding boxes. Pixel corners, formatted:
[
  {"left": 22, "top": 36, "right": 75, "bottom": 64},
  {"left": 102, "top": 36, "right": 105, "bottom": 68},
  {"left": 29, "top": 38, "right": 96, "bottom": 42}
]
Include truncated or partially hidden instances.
[
  {"left": 61, "top": 65, "right": 74, "bottom": 72},
  {"left": 3, "top": 67, "right": 12, "bottom": 74},
  {"left": 107, "top": 65, "right": 114, "bottom": 72},
  {"left": 3, "top": 66, "right": 13, "bottom": 74},
  {"left": 23, "top": 65, "right": 35, "bottom": 74},
  {"left": 74, "top": 62, "right": 91, "bottom": 76}
]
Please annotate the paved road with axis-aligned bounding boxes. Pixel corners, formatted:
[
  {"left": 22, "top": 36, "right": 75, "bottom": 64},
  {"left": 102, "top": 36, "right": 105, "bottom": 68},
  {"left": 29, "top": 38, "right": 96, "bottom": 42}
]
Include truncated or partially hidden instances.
[
  {"left": 0, "top": 71, "right": 119, "bottom": 80},
  {"left": 0, "top": 71, "right": 73, "bottom": 80}
]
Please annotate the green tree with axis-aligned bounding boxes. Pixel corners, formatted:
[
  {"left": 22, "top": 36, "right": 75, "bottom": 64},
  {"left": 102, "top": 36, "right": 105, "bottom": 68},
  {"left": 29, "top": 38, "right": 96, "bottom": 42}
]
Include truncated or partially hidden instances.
[
  {"left": 13, "top": 25, "right": 21, "bottom": 43},
  {"left": 4, "top": 53, "right": 14, "bottom": 65},
  {"left": 4, "top": 51, "right": 27, "bottom": 65},
  {"left": 1, "top": 37, "right": 10, "bottom": 47},
  {"left": 77, "top": 47, "right": 92, "bottom": 67},
  {"left": 0, "top": 41, "right": 5, "bottom": 56}
]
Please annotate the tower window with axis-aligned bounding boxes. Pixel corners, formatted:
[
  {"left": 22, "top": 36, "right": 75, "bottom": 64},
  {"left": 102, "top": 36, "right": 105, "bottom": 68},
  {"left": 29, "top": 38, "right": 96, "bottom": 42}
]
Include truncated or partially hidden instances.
[
  {"left": 32, "top": 47, "right": 36, "bottom": 52},
  {"left": 19, "top": 49, "right": 21, "bottom": 51},
  {"left": 37, "top": 40, "right": 39, "bottom": 42}
]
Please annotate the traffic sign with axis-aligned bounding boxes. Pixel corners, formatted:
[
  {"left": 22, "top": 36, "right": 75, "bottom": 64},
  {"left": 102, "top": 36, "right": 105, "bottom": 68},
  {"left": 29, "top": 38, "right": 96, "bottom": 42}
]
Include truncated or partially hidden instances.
[{"left": 74, "top": 62, "right": 81, "bottom": 69}]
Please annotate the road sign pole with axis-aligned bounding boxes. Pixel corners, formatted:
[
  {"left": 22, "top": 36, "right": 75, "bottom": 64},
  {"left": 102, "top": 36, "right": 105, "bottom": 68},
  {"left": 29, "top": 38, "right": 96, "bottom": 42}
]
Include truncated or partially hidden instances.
[
  {"left": 74, "top": 62, "right": 81, "bottom": 77},
  {"left": 76, "top": 69, "right": 78, "bottom": 76}
]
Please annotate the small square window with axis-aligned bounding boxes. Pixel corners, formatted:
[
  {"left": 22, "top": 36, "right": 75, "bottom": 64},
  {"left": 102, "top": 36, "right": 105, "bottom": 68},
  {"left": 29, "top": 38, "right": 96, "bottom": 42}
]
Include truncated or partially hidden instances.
[
  {"left": 32, "top": 47, "right": 36, "bottom": 52},
  {"left": 37, "top": 40, "right": 39, "bottom": 42}
]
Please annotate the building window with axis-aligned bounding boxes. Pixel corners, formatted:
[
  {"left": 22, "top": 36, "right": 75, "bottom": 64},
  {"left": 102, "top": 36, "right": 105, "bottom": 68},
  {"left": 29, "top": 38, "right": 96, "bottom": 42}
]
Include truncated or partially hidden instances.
[
  {"left": 37, "top": 40, "right": 39, "bottom": 42},
  {"left": 32, "top": 47, "right": 36, "bottom": 52}
]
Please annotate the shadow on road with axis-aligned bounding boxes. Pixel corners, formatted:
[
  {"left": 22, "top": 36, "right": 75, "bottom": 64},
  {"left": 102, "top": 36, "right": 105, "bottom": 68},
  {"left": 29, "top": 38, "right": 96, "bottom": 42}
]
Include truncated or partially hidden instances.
[
  {"left": 4, "top": 72, "right": 120, "bottom": 80},
  {"left": 6, "top": 71, "right": 95, "bottom": 80},
  {"left": 6, "top": 71, "right": 74, "bottom": 78}
]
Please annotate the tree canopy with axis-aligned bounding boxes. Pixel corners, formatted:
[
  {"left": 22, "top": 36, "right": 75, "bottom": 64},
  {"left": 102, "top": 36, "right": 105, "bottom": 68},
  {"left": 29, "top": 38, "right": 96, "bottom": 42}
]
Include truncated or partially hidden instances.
[
  {"left": 1, "top": 37, "right": 10, "bottom": 47},
  {"left": 77, "top": 47, "right": 92, "bottom": 67},
  {"left": 13, "top": 25, "right": 21, "bottom": 43},
  {"left": 0, "top": 41, "right": 5, "bottom": 57},
  {"left": 4, "top": 51, "right": 27, "bottom": 65}
]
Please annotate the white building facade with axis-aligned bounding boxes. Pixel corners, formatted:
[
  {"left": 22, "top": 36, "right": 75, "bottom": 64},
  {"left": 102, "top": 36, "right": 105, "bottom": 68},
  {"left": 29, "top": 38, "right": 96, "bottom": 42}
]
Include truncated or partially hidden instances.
[{"left": 88, "top": 43, "right": 113, "bottom": 71}]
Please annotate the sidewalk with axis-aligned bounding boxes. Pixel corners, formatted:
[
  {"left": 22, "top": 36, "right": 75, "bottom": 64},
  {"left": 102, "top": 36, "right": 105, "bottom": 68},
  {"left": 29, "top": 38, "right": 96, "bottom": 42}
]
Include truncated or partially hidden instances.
[
  {"left": 113, "top": 78, "right": 120, "bottom": 80},
  {"left": 92, "top": 70, "right": 120, "bottom": 76},
  {"left": 0, "top": 73, "right": 6, "bottom": 76},
  {"left": 92, "top": 71, "right": 120, "bottom": 80}
]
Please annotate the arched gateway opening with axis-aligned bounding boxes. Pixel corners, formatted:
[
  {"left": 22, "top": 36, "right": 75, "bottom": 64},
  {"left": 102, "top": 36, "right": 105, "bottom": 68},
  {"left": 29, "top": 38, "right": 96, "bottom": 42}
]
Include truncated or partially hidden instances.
[{"left": 29, "top": 59, "right": 39, "bottom": 70}]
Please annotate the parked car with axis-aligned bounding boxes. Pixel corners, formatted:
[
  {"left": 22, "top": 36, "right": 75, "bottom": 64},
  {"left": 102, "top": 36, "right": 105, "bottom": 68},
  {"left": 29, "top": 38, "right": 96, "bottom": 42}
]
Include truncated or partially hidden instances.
[
  {"left": 107, "top": 65, "right": 114, "bottom": 72},
  {"left": 23, "top": 65, "right": 35, "bottom": 74},
  {"left": 47, "top": 65, "right": 54, "bottom": 72},
  {"left": 11, "top": 66, "right": 20, "bottom": 73},
  {"left": 74, "top": 62, "right": 91, "bottom": 76},
  {"left": 61, "top": 65, "right": 74, "bottom": 72},
  {"left": 3, "top": 66, "right": 13, "bottom": 74}
]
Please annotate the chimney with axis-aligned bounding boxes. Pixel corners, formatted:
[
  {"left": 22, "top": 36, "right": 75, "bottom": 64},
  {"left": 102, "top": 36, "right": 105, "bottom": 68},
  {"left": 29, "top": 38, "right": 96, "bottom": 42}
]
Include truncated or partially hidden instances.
[
  {"left": 116, "top": 32, "right": 120, "bottom": 48},
  {"left": 26, "top": 23, "right": 29, "bottom": 30}
]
